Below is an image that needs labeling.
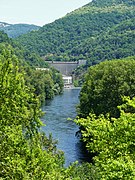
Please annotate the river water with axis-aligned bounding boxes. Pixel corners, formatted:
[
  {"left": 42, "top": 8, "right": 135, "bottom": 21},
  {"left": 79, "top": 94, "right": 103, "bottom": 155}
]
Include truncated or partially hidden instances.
[{"left": 41, "top": 88, "right": 89, "bottom": 166}]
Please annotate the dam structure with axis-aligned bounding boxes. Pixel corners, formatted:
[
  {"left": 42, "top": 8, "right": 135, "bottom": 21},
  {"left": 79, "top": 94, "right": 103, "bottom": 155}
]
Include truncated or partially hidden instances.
[
  {"left": 45, "top": 60, "right": 86, "bottom": 87},
  {"left": 46, "top": 60, "right": 86, "bottom": 76}
]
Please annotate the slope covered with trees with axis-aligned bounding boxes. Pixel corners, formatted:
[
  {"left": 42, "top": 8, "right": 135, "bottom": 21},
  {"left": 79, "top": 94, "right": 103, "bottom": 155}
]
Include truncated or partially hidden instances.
[
  {"left": 16, "top": 0, "right": 135, "bottom": 64},
  {"left": 0, "top": 30, "right": 64, "bottom": 103}
]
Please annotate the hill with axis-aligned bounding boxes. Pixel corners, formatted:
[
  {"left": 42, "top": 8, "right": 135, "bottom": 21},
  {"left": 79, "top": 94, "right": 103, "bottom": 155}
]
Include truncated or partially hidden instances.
[
  {"left": 0, "top": 30, "right": 46, "bottom": 67},
  {"left": 16, "top": 0, "right": 135, "bottom": 65},
  {"left": 0, "top": 22, "right": 40, "bottom": 38},
  {"left": 0, "top": 30, "right": 64, "bottom": 101}
]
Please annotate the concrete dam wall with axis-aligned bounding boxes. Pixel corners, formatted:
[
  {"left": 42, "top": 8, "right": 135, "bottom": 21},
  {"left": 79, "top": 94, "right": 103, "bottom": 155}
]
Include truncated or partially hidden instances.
[{"left": 46, "top": 60, "right": 86, "bottom": 75}]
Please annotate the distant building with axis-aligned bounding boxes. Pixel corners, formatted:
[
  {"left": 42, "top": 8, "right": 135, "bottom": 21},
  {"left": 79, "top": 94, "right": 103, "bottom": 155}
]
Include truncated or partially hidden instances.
[
  {"left": 36, "top": 68, "right": 50, "bottom": 71},
  {"left": 62, "top": 75, "right": 73, "bottom": 88}
]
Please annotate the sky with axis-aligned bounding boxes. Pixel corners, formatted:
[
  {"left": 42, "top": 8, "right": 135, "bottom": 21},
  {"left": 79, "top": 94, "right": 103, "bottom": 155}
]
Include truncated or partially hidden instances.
[{"left": 0, "top": 0, "right": 91, "bottom": 26}]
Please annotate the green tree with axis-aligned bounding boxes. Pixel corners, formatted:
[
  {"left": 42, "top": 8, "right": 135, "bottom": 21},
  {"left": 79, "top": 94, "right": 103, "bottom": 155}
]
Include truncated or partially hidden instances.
[
  {"left": 0, "top": 46, "right": 65, "bottom": 179},
  {"left": 0, "top": 30, "right": 10, "bottom": 43},
  {"left": 78, "top": 58, "right": 135, "bottom": 118},
  {"left": 51, "top": 67, "right": 64, "bottom": 94},
  {"left": 27, "top": 69, "right": 55, "bottom": 103},
  {"left": 75, "top": 97, "right": 135, "bottom": 179}
]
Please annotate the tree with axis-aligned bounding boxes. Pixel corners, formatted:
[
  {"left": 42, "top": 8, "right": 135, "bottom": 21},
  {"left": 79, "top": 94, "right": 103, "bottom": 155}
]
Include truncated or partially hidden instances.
[
  {"left": 78, "top": 58, "right": 135, "bottom": 118},
  {"left": 75, "top": 97, "right": 135, "bottom": 179},
  {"left": 0, "top": 45, "right": 98, "bottom": 180},
  {"left": 0, "top": 46, "right": 65, "bottom": 179}
]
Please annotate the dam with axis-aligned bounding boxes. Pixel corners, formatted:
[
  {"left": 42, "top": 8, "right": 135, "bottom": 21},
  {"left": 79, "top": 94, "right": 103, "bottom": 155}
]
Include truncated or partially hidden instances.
[
  {"left": 46, "top": 60, "right": 86, "bottom": 76},
  {"left": 44, "top": 60, "right": 86, "bottom": 87}
]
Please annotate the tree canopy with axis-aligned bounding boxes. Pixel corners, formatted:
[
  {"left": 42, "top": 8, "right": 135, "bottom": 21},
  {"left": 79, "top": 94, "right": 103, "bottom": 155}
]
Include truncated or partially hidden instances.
[
  {"left": 75, "top": 57, "right": 135, "bottom": 179},
  {"left": 0, "top": 31, "right": 64, "bottom": 103},
  {"left": 78, "top": 57, "right": 135, "bottom": 118},
  {"left": 75, "top": 97, "right": 135, "bottom": 179},
  {"left": 0, "top": 47, "right": 64, "bottom": 179}
]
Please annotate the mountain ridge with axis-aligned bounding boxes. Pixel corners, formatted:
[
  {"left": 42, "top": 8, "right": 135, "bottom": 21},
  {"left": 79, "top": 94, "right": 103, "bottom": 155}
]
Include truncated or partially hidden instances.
[
  {"left": 0, "top": 22, "right": 40, "bottom": 38},
  {"left": 16, "top": 0, "right": 135, "bottom": 65}
]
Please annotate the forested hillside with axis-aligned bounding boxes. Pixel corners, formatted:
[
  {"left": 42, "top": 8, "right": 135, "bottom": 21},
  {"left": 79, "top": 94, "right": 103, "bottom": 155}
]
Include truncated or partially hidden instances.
[
  {"left": 16, "top": 0, "right": 135, "bottom": 64},
  {"left": 0, "top": 30, "right": 47, "bottom": 67},
  {"left": 0, "top": 30, "right": 63, "bottom": 103},
  {"left": 0, "top": 23, "right": 40, "bottom": 38}
]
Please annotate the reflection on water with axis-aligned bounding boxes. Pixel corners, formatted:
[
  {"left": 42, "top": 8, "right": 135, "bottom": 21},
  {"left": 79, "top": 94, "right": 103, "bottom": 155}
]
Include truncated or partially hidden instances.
[{"left": 41, "top": 88, "right": 89, "bottom": 166}]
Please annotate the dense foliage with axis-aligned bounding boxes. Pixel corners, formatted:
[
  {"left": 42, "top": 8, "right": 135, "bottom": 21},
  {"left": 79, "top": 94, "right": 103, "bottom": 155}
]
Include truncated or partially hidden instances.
[
  {"left": 0, "top": 31, "right": 64, "bottom": 102},
  {"left": 0, "top": 49, "right": 63, "bottom": 179},
  {"left": 78, "top": 57, "right": 135, "bottom": 118},
  {"left": 0, "top": 23, "right": 40, "bottom": 38},
  {"left": 75, "top": 97, "right": 135, "bottom": 179},
  {"left": 0, "top": 40, "right": 97, "bottom": 180},
  {"left": 75, "top": 18, "right": 135, "bottom": 66},
  {"left": 25, "top": 67, "right": 63, "bottom": 103},
  {"left": 16, "top": 0, "right": 135, "bottom": 65},
  {"left": 1, "top": 0, "right": 135, "bottom": 178},
  {"left": 75, "top": 56, "right": 135, "bottom": 179},
  {"left": 0, "top": 30, "right": 47, "bottom": 67},
  {"left": 0, "top": 30, "right": 11, "bottom": 44},
  {"left": 2, "top": 51, "right": 135, "bottom": 178}
]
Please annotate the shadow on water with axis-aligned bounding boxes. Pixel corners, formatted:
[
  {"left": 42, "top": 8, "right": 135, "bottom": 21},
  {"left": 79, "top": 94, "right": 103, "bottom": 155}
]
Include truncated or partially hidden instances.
[
  {"left": 41, "top": 88, "right": 91, "bottom": 166},
  {"left": 75, "top": 140, "right": 95, "bottom": 164}
]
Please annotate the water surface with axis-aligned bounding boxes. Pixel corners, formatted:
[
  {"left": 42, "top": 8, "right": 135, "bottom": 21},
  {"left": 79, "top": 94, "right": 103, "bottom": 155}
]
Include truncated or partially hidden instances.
[{"left": 41, "top": 88, "right": 89, "bottom": 166}]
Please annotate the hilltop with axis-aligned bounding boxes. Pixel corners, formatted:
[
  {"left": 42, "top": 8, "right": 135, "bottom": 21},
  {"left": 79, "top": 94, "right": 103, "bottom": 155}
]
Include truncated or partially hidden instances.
[
  {"left": 0, "top": 22, "right": 40, "bottom": 38},
  {"left": 16, "top": 0, "right": 135, "bottom": 65}
]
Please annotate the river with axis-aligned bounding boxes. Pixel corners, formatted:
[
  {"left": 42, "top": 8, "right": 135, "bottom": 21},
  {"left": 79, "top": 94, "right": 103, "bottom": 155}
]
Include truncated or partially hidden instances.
[{"left": 41, "top": 88, "right": 89, "bottom": 167}]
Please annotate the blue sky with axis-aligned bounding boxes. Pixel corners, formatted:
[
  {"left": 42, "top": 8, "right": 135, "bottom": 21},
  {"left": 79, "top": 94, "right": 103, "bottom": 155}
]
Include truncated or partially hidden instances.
[{"left": 0, "top": 0, "right": 91, "bottom": 26}]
